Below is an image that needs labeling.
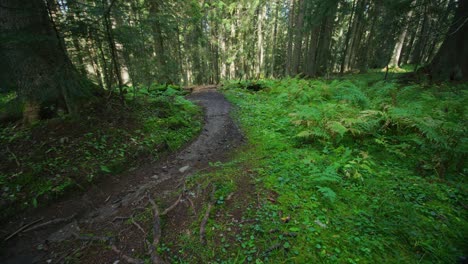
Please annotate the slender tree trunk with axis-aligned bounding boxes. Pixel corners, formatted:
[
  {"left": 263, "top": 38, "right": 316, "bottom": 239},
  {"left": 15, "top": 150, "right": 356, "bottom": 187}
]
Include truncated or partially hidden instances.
[
  {"left": 412, "top": 3, "right": 429, "bottom": 69},
  {"left": 229, "top": 19, "right": 236, "bottom": 79},
  {"left": 340, "top": 0, "right": 357, "bottom": 74},
  {"left": 305, "top": 27, "right": 320, "bottom": 77},
  {"left": 270, "top": 0, "right": 280, "bottom": 77},
  {"left": 256, "top": 5, "right": 266, "bottom": 78},
  {"left": 103, "top": 0, "right": 124, "bottom": 103},
  {"left": 149, "top": 0, "right": 168, "bottom": 83},
  {"left": 291, "top": 0, "right": 305, "bottom": 76},
  {"left": 388, "top": 6, "right": 413, "bottom": 68},
  {"left": 220, "top": 25, "right": 227, "bottom": 80},
  {"left": 358, "top": 2, "right": 377, "bottom": 73},
  {"left": 286, "top": 0, "right": 296, "bottom": 76}
]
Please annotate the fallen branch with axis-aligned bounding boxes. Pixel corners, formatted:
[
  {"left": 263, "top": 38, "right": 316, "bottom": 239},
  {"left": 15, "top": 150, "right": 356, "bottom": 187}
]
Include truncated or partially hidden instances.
[
  {"left": 239, "top": 219, "right": 258, "bottom": 224},
  {"left": 199, "top": 186, "right": 216, "bottom": 245},
  {"left": 161, "top": 193, "right": 183, "bottom": 216},
  {"left": 4, "top": 217, "right": 43, "bottom": 241},
  {"left": 199, "top": 203, "right": 213, "bottom": 245},
  {"left": 6, "top": 146, "right": 20, "bottom": 167},
  {"left": 226, "top": 192, "right": 235, "bottom": 201},
  {"left": 112, "top": 216, "right": 131, "bottom": 222},
  {"left": 72, "top": 232, "right": 114, "bottom": 243},
  {"left": 111, "top": 245, "right": 144, "bottom": 264},
  {"left": 263, "top": 243, "right": 282, "bottom": 256},
  {"left": 23, "top": 214, "right": 77, "bottom": 233}
]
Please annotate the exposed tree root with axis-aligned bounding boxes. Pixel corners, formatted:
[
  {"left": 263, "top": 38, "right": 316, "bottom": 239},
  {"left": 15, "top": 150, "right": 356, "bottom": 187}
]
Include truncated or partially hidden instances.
[
  {"left": 23, "top": 214, "right": 77, "bottom": 233},
  {"left": 147, "top": 195, "right": 166, "bottom": 264},
  {"left": 131, "top": 218, "right": 146, "bottom": 235},
  {"left": 4, "top": 217, "right": 44, "bottom": 241},
  {"left": 161, "top": 193, "right": 183, "bottom": 216}
]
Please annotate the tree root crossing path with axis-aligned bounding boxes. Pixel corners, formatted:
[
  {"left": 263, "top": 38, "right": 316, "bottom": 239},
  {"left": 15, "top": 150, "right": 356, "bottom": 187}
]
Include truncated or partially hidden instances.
[{"left": 1, "top": 86, "right": 243, "bottom": 264}]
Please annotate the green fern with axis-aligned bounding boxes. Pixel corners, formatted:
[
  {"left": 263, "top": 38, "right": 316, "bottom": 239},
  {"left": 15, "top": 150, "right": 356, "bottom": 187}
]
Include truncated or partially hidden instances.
[{"left": 316, "top": 186, "right": 337, "bottom": 203}]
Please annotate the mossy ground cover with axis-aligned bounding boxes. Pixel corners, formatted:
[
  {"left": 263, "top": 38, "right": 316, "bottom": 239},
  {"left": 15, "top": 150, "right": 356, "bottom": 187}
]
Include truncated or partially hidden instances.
[
  {"left": 169, "top": 73, "right": 467, "bottom": 263},
  {"left": 0, "top": 87, "right": 202, "bottom": 221}
]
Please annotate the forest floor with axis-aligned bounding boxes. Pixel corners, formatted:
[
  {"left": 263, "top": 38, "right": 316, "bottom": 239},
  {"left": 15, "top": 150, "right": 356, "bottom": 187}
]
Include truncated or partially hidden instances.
[
  {"left": 1, "top": 73, "right": 466, "bottom": 263},
  {"left": 0, "top": 87, "right": 244, "bottom": 263}
]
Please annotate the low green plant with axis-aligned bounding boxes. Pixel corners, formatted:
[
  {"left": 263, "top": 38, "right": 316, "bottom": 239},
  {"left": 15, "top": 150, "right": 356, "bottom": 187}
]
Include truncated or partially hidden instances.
[
  {"left": 209, "top": 73, "right": 468, "bottom": 263},
  {"left": 0, "top": 85, "right": 202, "bottom": 220}
]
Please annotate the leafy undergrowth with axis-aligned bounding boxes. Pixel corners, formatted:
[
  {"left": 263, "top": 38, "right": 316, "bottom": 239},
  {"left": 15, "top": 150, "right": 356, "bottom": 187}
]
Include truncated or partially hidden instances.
[
  {"left": 170, "top": 74, "right": 466, "bottom": 263},
  {"left": 0, "top": 86, "right": 202, "bottom": 221}
]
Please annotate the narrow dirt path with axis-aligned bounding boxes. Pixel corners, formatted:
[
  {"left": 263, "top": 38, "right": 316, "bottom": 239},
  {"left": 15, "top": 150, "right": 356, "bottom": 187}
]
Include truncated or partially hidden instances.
[{"left": 1, "top": 87, "right": 243, "bottom": 263}]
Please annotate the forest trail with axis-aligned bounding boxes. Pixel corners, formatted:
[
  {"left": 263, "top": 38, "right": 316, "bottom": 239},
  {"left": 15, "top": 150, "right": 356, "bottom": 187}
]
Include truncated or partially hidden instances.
[{"left": 1, "top": 87, "right": 243, "bottom": 263}]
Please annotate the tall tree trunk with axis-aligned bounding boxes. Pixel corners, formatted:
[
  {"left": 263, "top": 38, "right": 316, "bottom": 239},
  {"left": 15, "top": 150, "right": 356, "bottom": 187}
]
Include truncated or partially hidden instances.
[
  {"left": 270, "top": 0, "right": 280, "bottom": 77},
  {"left": 315, "top": 1, "right": 338, "bottom": 76},
  {"left": 0, "top": 0, "right": 94, "bottom": 123},
  {"left": 286, "top": 0, "right": 296, "bottom": 76},
  {"left": 103, "top": 0, "right": 124, "bottom": 103},
  {"left": 411, "top": 2, "right": 429, "bottom": 69},
  {"left": 291, "top": 0, "right": 305, "bottom": 76},
  {"left": 358, "top": 2, "right": 377, "bottom": 73},
  {"left": 427, "top": 0, "right": 468, "bottom": 81},
  {"left": 340, "top": 0, "right": 358, "bottom": 74},
  {"left": 256, "top": 5, "right": 266, "bottom": 78},
  {"left": 305, "top": 27, "right": 320, "bottom": 77},
  {"left": 148, "top": 0, "right": 168, "bottom": 83}
]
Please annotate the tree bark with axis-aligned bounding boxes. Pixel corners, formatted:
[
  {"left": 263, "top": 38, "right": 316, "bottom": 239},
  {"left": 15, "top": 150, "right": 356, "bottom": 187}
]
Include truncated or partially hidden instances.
[
  {"left": 286, "top": 0, "right": 296, "bottom": 76},
  {"left": 427, "top": 0, "right": 468, "bottom": 81},
  {"left": 148, "top": 0, "right": 168, "bottom": 83},
  {"left": 256, "top": 4, "right": 266, "bottom": 78},
  {"left": 340, "top": 0, "right": 358, "bottom": 74},
  {"left": 0, "top": 0, "right": 94, "bottom": 122},
  {"left": 315, "top": 1, "right": 338, "bottom": 76},
  {"left": 389, "top": 3, "right": 415, "bottom": 68},
  {"left": 270, "top": 0, "right": 280, "bottom": 77},
  {"left": 291, "top": 0, "right": 305, "bottom": 76}
]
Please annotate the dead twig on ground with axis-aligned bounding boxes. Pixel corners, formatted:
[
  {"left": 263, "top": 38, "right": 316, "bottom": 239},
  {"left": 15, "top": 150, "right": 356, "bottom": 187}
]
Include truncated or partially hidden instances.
[
  {"left": 112, "top": 216, "right": 131, "bottom": 222},
  {"left": 23, "top": 214, "right": 77, "bottom": 233},
  {"left": 199, "top": 203, "right": 213, "bottom": 245},
  {"left": 4, "top": 217, "right": 43, "bottom": 241},
  {"left": 131, "top": 218, "right": 146, "bottom": 235},
  {"left": 111, "top": 245, "right": 144, "bottom": 264},
  {"left": 226, "top": 192, "right": 235, "bottom": 201},
  {"left": 199, "top": 185, "right": 216, "bottom": 245},
  {"left": 55, "top": 241, "right": 90, "bottom": 264}
]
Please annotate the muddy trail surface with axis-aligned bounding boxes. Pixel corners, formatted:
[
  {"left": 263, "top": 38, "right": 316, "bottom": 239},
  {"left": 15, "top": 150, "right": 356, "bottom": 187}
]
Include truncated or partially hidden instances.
[{"left": 1, "top": 87, "right": 243, "bottom": 263}]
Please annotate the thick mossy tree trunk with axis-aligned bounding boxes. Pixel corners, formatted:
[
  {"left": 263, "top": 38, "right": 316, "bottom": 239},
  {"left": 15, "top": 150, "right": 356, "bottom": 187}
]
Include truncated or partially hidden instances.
[
  {"left": 0, "top": 0, "right": 96, "bottom": 124},
  {"left": 427, "top": 0, "right": 467, "bottom": 81}
]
